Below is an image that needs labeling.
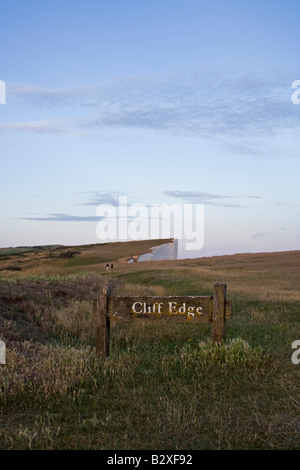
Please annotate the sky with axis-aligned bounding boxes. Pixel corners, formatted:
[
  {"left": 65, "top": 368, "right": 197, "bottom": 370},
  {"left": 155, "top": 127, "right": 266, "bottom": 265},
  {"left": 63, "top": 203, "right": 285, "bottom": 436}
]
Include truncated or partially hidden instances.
[{"left": 0, "top": 0, "right": 299, "bottom": 258}]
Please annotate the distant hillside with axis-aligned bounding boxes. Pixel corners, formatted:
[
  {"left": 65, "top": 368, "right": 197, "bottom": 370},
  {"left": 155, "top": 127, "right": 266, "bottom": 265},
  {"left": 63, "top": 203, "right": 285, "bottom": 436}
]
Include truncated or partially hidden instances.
[
  {"left": 0, "top": 239, "right": 174, "bottom": 277},
  {"left": 0, "top": 245, "right": 63, "bottom": 255}
]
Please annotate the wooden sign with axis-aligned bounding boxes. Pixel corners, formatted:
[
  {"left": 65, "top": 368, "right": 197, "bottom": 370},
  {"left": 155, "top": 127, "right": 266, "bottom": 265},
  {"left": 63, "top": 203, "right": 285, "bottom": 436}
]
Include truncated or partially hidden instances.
[{"left": 94, "top": 283, "right": 232, "bottom": 357}]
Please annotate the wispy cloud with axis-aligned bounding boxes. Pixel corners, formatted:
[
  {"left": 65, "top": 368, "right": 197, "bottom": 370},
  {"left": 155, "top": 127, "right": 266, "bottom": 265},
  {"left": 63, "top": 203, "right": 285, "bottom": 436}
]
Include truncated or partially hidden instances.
[
  {"left": 8, "top": 83, "right": 82, "bottom": 108},
  {"left": 163, "top": 190, "right": 233, "bottom": 202},
  {"left": 0, "top": 120, "right": 68, "bottom": 134},
  {"left": 163, "top": 190, "right": 252, "bottom": 208},
  {"left": 243, "top": 195, "right": 264, "bottom": 200},
  {"left": 19, "top": 213, "right": 102, "bottom": 222},
  {"left": 78, "top": 191, "right": 121, "bottom": 206},
  {"left": 5, "top": 70, "right": 300, "bottom": 145},
  {"left": 79, "top": 72, "right": 299, "bottom": 139},
  {"left": 251, "top": 232, "right": 271, "bottom": 241}
]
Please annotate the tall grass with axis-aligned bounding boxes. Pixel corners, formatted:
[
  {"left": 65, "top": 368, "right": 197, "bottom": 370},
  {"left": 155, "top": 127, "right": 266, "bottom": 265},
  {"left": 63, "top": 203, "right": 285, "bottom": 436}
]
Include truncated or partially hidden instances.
[
  {"left": 0, "top": 329, "right": 279, "bottom": 450},
  {"left": 0, "top": 252, "right": 300, "bottom": 450}
]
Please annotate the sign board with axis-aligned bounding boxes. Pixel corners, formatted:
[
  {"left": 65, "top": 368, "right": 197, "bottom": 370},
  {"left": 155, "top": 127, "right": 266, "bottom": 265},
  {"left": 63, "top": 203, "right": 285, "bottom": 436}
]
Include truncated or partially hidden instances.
[
  {"left": 94, "top": 283, "right": 232, "bottom": 357},
  {"left": 109, "top": 295, "right": 231, "bottom": 322}
]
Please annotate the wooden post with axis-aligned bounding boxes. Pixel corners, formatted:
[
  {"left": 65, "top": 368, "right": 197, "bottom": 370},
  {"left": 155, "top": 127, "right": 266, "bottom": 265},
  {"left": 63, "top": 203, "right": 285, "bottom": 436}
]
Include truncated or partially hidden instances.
[
  {"left": 94, "top": 283, "right": 231, "bottom": 355},
  {"left": 212, "top": 283, "right": 226, "bottom": 344},
  {"left": 96, "top": 285, "right": 110, "bottom": 357}
]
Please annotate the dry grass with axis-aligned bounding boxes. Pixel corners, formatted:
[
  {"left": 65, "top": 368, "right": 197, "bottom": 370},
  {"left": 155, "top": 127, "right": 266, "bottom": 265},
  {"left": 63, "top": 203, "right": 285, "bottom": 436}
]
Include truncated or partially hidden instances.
[{"left": 0, "top": 246, "right": 300, "bottom": 449}]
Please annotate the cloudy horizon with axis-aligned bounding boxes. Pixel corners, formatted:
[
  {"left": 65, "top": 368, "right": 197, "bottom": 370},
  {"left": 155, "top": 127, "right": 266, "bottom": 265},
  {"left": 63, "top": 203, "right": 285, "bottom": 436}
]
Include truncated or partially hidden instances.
[{"left": 1, "top": 0, "right": 299, "bottom": 257}]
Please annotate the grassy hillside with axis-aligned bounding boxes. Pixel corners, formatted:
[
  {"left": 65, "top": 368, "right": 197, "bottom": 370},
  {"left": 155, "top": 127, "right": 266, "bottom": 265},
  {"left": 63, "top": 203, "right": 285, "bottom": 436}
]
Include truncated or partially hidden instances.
[
  {"left": 0, "top": 239, "right": 172, "bottom": 277},
  {"left": 0, "top": 243, "right": 300, "bottom": 450}
]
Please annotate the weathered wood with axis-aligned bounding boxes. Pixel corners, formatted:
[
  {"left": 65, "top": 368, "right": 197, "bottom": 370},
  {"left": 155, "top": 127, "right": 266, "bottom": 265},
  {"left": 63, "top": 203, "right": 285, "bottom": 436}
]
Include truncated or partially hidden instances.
[
  {"left": 212, "top": 283, "right": 226, "bottom": 344},
  {"left": 94, "top": 283, "right": 232, "bottom": 356},
  {"left": 95, "top": 285, "right": 110, "bottom": 357},
  {"left": 109, "top": 295, "right": 232, "bottom": 322},
  {"left": 225, "top": 299, "right": 232, "bottom": 319},
  {"left": 109, "top": 295, "right": 213, "bottom": 322},
  {"left": 92, "top": 298, "right": 97, "bottom": 322}
]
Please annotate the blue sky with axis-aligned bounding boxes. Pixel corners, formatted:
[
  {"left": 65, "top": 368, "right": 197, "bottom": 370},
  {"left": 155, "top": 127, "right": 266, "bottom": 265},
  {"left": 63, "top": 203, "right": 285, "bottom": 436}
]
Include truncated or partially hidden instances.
[{"left": 0, "top": 0, "right": 299, "bottom": 257}]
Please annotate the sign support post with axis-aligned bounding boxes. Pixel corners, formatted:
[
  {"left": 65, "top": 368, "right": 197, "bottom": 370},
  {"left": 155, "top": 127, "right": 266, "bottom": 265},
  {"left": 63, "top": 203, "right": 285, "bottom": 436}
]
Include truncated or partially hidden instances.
[
  {"left": 95, "top": 285, "right": 110, "bottom": 357},
  {"left": 212, "top": 283, "right": 226, "bottom": 344},
  {"left": 94, "top": 283, "right": 231, "bottom": 357}
]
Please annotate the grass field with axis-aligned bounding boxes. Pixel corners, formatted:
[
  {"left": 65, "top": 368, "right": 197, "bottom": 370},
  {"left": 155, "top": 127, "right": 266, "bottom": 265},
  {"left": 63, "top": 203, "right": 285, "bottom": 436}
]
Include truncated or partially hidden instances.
[{"left": 0, "top": 240, "right": 300, "bottom": 450}]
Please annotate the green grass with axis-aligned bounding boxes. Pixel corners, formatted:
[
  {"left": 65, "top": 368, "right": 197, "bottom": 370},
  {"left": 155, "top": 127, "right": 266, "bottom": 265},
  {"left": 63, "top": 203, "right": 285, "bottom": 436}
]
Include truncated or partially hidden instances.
[
  {"left": 0, "top": 323, "right": 297, "bottom": 450},
  {"left": 0, "top": 249, "right": 300, "bottom": 449}
]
